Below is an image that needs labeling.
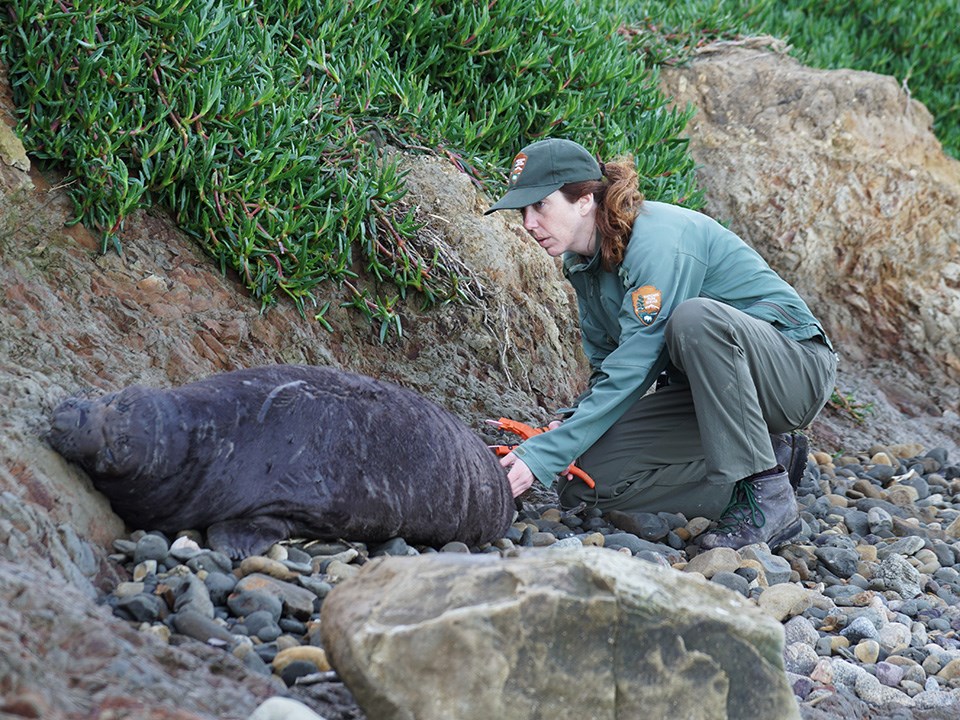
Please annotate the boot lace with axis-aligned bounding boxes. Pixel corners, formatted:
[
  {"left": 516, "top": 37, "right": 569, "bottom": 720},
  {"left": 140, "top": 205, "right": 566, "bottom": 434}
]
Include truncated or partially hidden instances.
[{"left": 714, "top": 479, "right": 767, "bottom": 534}]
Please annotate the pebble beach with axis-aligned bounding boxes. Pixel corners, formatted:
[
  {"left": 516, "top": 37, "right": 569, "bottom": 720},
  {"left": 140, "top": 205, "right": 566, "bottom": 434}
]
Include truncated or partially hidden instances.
[{"left": 102, "top": 440, "right": 960, "bottom": 720}]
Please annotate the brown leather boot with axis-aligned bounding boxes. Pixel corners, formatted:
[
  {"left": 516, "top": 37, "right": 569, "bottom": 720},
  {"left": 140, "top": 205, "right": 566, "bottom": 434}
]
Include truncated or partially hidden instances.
[
  {"left": 771, "top": 432, "right": 809, "bottom": 489},
  {"left": 698, "top": 466, "right": 802, "bottom": 551}
]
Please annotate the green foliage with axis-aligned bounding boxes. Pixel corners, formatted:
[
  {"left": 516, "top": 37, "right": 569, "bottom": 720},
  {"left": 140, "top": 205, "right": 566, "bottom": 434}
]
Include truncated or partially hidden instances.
[
  {"left": 0, "top": 0, "right": 700, "bottom": 337},
  {"left": 829, "top": 388, "right": 875, "bottom": 425}
]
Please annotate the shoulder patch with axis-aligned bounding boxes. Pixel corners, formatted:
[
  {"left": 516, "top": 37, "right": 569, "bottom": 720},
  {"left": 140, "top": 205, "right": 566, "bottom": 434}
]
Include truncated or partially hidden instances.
[{"left": 631, "top": 285, "right": 662, "bottom": 325}]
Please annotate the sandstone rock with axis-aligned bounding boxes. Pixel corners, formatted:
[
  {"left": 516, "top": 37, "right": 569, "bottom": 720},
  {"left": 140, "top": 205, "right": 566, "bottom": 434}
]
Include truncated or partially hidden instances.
[
  {"left": 321, "top": 547, "right": 799, "bottom": 720},
  {"left": 660, "top": 45, "right": 960, "bottom": 456},
  {"left": 757, "top": 583, "right": 813, "bottom": 622},
  {"left": 240, "top": 556, "right": 303, "bottom": 582},
  {"left": 272, "top": 646, "right": 332, "bottom": 674},
  {"left": 683, "top": 546, "right": 740, "bottom": 578}
]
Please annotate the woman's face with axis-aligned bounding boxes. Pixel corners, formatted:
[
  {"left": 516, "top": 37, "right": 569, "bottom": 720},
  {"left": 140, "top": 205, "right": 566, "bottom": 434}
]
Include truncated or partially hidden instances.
[{"left": 520, "top": 190, "right": 597, "bottom": 257}]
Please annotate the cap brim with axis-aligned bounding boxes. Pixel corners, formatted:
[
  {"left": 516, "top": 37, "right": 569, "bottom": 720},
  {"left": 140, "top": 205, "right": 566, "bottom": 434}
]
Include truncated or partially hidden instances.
[{"left": 483, "top": 183, "right": 564, "bottom": 215}]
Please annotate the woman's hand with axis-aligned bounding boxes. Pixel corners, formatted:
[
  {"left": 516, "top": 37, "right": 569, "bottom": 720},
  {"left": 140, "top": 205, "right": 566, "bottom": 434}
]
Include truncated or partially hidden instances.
[{"left": 499, "top": 452, "right": 535, "bottom": 497}]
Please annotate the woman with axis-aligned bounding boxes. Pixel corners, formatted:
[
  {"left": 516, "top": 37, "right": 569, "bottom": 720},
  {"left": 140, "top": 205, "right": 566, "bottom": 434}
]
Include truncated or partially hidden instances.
[{"left": 485, "top": 138, "right": 837, "bottom": 550}]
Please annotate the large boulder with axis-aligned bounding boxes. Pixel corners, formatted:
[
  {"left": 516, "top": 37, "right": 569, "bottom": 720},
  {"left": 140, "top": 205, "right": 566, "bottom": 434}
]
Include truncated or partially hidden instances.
[
  {"left": 320, "top": 547, "right": 800, "bottom": 720},
  {"left": 660, "top": 43, "right": 960, "bottom": 454}
]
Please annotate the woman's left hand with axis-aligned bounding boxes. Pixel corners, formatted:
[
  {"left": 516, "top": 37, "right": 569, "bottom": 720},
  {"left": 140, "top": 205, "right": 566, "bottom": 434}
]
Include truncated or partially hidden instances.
[{"left": 499, "top": 452, "right": 534, "bottom": 497}]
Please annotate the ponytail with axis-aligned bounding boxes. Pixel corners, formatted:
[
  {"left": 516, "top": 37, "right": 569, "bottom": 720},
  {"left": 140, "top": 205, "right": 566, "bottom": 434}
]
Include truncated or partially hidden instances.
[{"left": 560, "top": 156, "right": 643, "bottom": 270}]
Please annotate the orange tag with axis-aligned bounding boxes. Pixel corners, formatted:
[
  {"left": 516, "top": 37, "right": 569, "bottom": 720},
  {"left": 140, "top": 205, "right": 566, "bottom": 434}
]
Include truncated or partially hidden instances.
[{"left": 631, "top": 285, "right": 662, "bottom": 325}]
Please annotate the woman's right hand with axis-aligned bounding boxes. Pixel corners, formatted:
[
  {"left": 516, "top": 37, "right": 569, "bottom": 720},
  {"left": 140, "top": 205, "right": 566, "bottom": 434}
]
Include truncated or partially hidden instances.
[{"left": 499, "top": 452, "right": 535, "bottom": 497}]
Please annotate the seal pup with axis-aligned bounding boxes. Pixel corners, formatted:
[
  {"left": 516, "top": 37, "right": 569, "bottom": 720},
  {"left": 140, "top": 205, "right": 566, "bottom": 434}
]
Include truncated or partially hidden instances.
[{"left": 48, "top": 365, "right": 513, "bottom": 558}]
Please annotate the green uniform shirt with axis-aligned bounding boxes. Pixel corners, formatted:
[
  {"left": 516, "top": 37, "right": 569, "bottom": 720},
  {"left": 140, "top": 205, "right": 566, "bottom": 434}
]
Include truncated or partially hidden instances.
[{"left": 512, "top": 201, "right": 831, "bottom": 486}]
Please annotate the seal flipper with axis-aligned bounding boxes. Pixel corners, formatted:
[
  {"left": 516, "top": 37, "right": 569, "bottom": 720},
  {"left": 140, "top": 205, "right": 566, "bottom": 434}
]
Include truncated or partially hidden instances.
[{"left": 206, "top": 517, "right": 295, "bottom": 560}]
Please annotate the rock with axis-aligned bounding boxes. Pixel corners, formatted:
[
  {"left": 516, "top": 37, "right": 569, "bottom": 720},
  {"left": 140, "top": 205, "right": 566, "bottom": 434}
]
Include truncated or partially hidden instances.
[
  {"left": 320, "top": 548, "right": 800, "bottom": 719},
  {"left": 186, "top": 550, "right": 234, "bottom": 575},
  {"left": 738, "top": 547, "right": 793, "bottom": 586},
  {"left": 854, "top": 639, "right": 880, "bottom": 664},
  {"left": 272, "top": 646, "right": 331, "bottom": 674},
  {"left": 855, "top": 671, "right": 915, "bottom": 707},
  {"left": 757, "top": 584, "right": 813, "bottom": 622},
  {"left": 841, "top": 617, "right": 879, "bottom": 644},
  {"left": 660, "top": 44, "right": 960, "bottom": 457},
  {"left": 867, "top": 507, "right": 895, "bottom": 535},
  {"left": 242, "top": 610, "right": 282, "bottom": 642},
  {"left": 280, "top": 659, "right": 321, "bottom": 687},
  {"left": 914, "top": 689, "right": 960, "bottom": 709},
  {"left": 171, "top": 610, "right": 237, "bottom": 648},
  {"left": 936, "top": 658, "right": 960, "bottom": 681},
  {"left": 173, "top": 574, "right": 215, "bottom": 618},
  {"left": 875, "top": 554, "right": 924, "bottom": 599},
  {"left": 783, "top": 616, "right": 819, "bottom": 647},
  {"left": 232, "top": 574, "right": 316, "bottom": 620},
  {"left": 815, "top": 546, "right": 860, "bottom": 579},
  {"left": 877, "top": 622, "right": 912, "bottom": 655},
  {"left": 876, "top": 536, "right": 926, "bottom": 560},
  {"left": 886, "top": 484, "right": 921, "bottom": 508},
  {"left": 239, "top": 556, "right": 302, "bottom": 582},
  {"left": 324, "top": 560, "right": 362, "bottom": 584},
  {"left": 876, "top": 661, "right": 906, "bottom": 687},
  {"left": 784, "top": 642, "right": 819, "bottom": 675},
  {"left": 683, "top": 547, "right": 740, "bottom": 578},
  {"left": 134, "top": 534, "right": 170, "bottom": 564},
  {"left": 115, "top": 593, "right": 166, "bottom": 623},
  {"left": 248, "top": 697, "right": 329, "bottom": 720},
  {"left": 203, "top": 571, "right": 238, "bottom": 606},
  {"left": 711, "top": 570, "right": 749, "bottom": 596},
  {"left": 440, "top": 541, "right": 471, "bottom": 553},
  {"left": 604, "top": 510, "right": 670, "bottom": 542}
]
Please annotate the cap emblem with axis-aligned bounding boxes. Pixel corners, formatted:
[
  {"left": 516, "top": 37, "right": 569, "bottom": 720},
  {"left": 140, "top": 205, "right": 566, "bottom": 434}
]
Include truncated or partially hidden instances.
[{"left": 508, "top": 153, "right": 528, "bottom": 187}]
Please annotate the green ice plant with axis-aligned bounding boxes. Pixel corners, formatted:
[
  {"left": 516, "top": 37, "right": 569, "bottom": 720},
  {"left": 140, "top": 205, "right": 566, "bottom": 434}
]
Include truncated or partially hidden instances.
[{"left": 0, "top": 0, "right": 701, "bottom": 337}]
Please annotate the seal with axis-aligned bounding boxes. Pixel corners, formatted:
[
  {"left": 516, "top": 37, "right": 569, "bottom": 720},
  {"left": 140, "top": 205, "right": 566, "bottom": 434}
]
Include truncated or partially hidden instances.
[{"left": 48, "top": 365, "right": 514, "bottom": 558}]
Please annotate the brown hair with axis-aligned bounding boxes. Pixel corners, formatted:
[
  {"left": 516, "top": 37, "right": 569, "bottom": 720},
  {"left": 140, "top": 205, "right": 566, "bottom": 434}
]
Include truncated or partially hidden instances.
[{"left": 559, "top": 157, "right": 643, "bottom": 269}]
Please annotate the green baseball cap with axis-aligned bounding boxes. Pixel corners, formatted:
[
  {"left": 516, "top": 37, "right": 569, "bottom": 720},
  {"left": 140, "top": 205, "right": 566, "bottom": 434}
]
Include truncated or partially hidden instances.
[{"left": 484, "top": 138, "right": 602, "bottom": 215}]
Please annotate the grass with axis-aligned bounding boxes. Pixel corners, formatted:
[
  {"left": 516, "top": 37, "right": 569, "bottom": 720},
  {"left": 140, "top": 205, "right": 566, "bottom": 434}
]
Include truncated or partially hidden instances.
[{"left": 0, "top": 0, "right": 699, "bottom": 338}]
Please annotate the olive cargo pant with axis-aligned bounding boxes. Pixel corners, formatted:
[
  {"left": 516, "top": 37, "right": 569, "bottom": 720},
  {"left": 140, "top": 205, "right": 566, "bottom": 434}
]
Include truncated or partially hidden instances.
[{"left": 557, "top": 298, "right": 837, "bottom": 519}]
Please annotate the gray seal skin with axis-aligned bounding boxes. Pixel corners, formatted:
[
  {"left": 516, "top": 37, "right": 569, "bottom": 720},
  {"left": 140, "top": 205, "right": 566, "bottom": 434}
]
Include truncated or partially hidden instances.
[{"left": 47, "top": 365, "right": 514, "bottom": 559}]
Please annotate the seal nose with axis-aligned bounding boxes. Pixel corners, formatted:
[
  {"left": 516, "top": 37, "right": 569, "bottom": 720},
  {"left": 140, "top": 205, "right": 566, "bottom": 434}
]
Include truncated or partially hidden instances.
[{"left": 48, "top": 398, "right": 100, "bottom": 459}]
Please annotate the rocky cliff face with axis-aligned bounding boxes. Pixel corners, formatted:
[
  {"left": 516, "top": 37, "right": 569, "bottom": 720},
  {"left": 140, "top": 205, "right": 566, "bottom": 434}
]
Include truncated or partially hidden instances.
[
  {"left": 1, "top": 45, "right": 958, "bottom": 718},
  {"left": 660, "top": 42, "right": 960, "bottom": 455}
]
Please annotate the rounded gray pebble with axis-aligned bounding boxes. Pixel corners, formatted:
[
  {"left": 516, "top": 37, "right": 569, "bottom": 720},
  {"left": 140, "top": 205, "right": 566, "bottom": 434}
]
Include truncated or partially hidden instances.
[
  {"left": 783, "top": 615, "right": 820, "bottom": 647},
  {"left": 227, "top": 590, "right": 283, "bottom": 622},
  {"left": 841, "top": 616, "right": 879, "bottom": 643},
  {"left": 784, "top": 642, "right": 820, "bottom": 675},
  {"left": 134, "top": 534, "right": 170, "bottom": 564},
  {"left": 710, "top": 571, "right": 749, "bottom": 597}
]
